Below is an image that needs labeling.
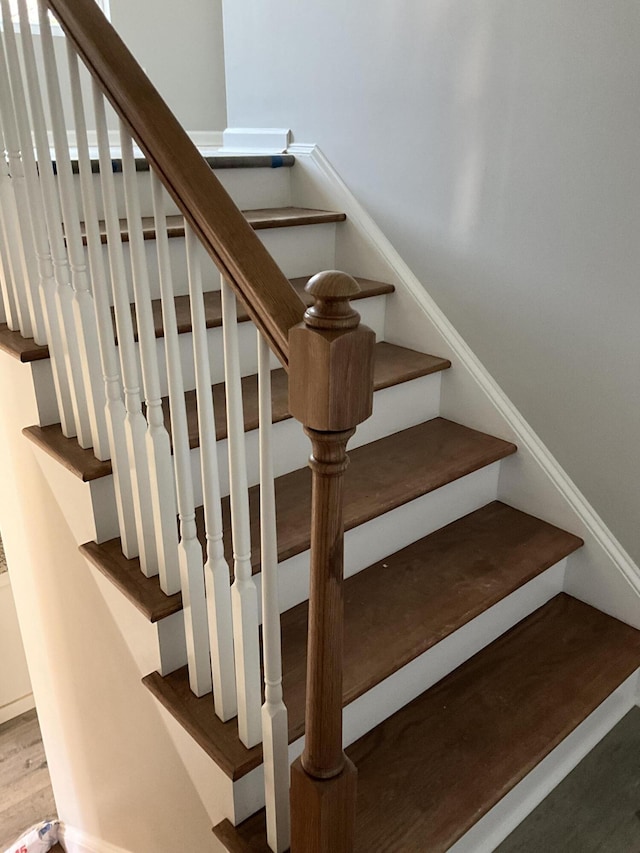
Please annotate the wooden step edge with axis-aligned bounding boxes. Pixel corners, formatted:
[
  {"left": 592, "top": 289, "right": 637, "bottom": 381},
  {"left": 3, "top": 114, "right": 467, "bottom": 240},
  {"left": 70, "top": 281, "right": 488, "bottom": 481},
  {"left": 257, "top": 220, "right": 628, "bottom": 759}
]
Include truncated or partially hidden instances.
[
  {"left": 62, "top": 152, "right": 295, "bottom": 176},
  {"left": 80, "top": 540, "right": 182, "bottom": 623},
  {"left": 0, "top": 324, "right": 50, "bottom": 363},
  {"left": 23, "top": 425, "right": 112, "bottom": 482},
  {"left": 87, "top": 207, "right": 347, "bottom": 245},
  {"left": 23, "top": 342, "right": 449, "bottom": 483},
  {"left": 143, "top": 276, "right": 395, "bottom": 342},
  {"left": 80, "top": 418, "right": 515, "bottom": 625},
  {"left": 141, "top": 501, "right": 581, "bottom": 784},
  {"left": 212, "top": 595, "right": 640, "bottom": 852}
]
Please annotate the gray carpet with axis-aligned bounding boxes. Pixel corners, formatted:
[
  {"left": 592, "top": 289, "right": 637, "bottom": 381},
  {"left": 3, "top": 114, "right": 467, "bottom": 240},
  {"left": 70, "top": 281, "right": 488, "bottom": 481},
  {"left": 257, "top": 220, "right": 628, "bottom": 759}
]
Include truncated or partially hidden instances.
[
  {"left": 0, "top": 534, "right": 6, "bottom": 574},
  {"left": 497, "top": 706, "right": 640, "bottom": 852}
]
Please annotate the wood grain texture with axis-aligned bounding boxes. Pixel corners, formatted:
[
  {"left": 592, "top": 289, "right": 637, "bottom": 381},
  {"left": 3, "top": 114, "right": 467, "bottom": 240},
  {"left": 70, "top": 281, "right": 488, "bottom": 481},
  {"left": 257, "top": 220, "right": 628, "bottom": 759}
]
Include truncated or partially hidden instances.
[
  {"left": 80, "top": 539, "right": 182, "bottom": 622},
  {"left": 22, "top": 425, "right": 112, "bottom": 481},
  {"left": 22, "top": 341, "right": 448, "bottom": 482},
  {"left": 215, "top": 595, "right": 640, "bottom": 852},
  {"left": 48, "top": 0, "right": 305, "bottom": 367},
  {"left": 135, "top": 277, "right": 394, "bottom": 342},
  {"left": 0, "top": 324, "right": 50, "bottom": 362},
  {"left": 88, "top": 418, "right": 515, "bottom": 623},
  {"left": 0, "top": 711, "right": 56, "bottom": 851},
  {"left": 85, "top": 208, "right": 346, "bottom": 245},
  {"left": 144, "top": 501, "right": 578, "bottom": 782}
]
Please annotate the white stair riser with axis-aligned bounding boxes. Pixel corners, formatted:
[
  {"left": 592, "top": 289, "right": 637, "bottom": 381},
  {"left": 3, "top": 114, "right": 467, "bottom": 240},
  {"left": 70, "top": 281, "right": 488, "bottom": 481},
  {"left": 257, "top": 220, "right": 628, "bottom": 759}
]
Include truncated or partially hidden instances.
[
  {"left": 139, "top": 293, "right": 386, "bottom": 396},
  {"left": 158, "top": 458, "right": 502, "bottom": 680},
  {"left": 91, "top": 222, "right": 338, "bottom": 304},
  {"left": 64, "top": 164, "right": 293, "bottom": 222},
  {"left": 62, "top": 370, "right": 440, "bottom": 547},
  {"left": 232, "top": 559, "right": 568, "bottom": 824},
  {"left": 186, "top": 371, "right": 442, "bottom": 505}
]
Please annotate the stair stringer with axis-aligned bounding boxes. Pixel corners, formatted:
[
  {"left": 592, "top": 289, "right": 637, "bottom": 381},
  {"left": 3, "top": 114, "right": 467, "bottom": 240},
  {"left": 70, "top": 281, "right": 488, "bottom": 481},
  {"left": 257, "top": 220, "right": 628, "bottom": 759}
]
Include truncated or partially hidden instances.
[{"left": 288, "top": 142, "right": 640, "bottom": 631}]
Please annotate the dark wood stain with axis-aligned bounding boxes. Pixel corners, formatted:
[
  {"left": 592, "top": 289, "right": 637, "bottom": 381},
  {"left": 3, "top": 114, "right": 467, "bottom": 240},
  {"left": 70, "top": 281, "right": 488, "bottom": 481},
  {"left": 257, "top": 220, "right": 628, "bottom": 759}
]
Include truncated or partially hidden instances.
[
  {"left": 21, "top": 341, "right": 447, "bottom": 481},
  {"left": 87, "top": 418, "right": 515, "bottom": 623},
  {"left": 23, "top": 425, "right": 112, "bottom": 482},
  {"left": 81, "top": 539, "right": 182, "bottom": 622},
  {"left": 0, "top": 324, "right": 50, "bottom": 363},
  {"left": 215, "top": 595, "right": 640, "bottom": 852},
  {"left": 85, "top": 208, "right": 347, "bottom": 245},
  {"left": 144, "top": 501, "right": 579, "bottom": 783}
]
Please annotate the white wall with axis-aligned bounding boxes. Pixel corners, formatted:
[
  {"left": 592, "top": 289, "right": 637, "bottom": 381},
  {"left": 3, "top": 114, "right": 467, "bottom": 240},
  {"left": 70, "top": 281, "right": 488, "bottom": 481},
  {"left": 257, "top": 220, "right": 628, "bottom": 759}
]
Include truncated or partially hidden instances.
[
  {"left": 0, "top": 571, "right": 34, "bottom": 724},
  {"left": 222, "top": 0, "right": 640, "bottom": 563},
  {"left": 110, "top": 0, "right": 226, "bottom": 131}
]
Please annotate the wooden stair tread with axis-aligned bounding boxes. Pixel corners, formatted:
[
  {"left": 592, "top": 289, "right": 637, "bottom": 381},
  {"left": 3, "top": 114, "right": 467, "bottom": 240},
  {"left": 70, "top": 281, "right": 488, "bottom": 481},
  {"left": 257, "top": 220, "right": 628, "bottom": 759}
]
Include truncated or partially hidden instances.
[
  {"left": 144, "top": 503, "right": 581, "bottom": 781},
  {"left": 174, "top": 341, "right": 449, "bottom": 449},
  {"left": 88, "top": 207, "right": 346, "bottom": 244},
  {"left": 0, "top": 323, "right": 50, "bottom": 363},
  {"left": 214, "top": 594, "right": 640, "bottom": 851},
  {"left": 82, "top": 418, "right": 516, "bottom": 623},
  {"left": 140, "top": 276, "right": 393, "bottom": 341},
  {"left": 22, "top": 341, "right": 446, "bottom": 479}
]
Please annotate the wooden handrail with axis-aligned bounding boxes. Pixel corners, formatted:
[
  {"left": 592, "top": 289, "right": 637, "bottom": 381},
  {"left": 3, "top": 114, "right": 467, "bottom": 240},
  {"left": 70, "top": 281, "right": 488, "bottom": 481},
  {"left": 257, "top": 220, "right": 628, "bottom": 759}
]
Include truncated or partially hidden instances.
[{"left": 46, "top": 0, "right": 305, "bottom": 368}]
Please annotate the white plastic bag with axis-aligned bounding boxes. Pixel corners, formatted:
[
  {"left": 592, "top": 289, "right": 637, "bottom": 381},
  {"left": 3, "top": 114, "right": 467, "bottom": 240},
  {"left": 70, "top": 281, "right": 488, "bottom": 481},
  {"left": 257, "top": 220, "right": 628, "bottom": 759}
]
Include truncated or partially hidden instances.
[{"left": 3, "top": 820, "right": 60, "bottom": 853}]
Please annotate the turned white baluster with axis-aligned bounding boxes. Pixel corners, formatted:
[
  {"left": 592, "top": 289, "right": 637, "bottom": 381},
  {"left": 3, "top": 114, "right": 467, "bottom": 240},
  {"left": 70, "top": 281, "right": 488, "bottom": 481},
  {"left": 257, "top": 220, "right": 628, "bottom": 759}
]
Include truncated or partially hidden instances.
[
  {"left": 185, "top": 225, "right": 237, "bottom": 719},
  {"left": 2, "top": 0, "right": 93, "bottom": 443},
  {"left": 151, "top": 172, "right": 211, "bottom": 696},
  {"left": 221, "top": 276, "right": 262, "bottom": 748},
  {"left": 120, "top": 127, "right": 180, "bottom": 595},
  {"left": 0, "top": 8, "right": 77, "bottom": 434},
  {"left": 36, "top": 0, "right": 109, "bottom": 459},
  {"left": 67, "top": 45, "right": 137, "bottom": 557},
  {"left": 94, "top": 83, "right": 157, "bottom": 567},
  {"left": 0, "top": 14, "right": 36, "bottom": 340},
  {"left": 0, "top": 121, "right": 18, "bottom": 331},
  {"left": 258, "top": 331, "right": 290, "bottom": 853}
]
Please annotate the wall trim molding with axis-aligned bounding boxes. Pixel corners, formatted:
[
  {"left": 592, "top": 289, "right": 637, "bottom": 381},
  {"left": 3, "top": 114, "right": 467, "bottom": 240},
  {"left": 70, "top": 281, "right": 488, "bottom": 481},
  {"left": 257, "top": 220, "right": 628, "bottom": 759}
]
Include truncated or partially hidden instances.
[
  {"left": 0, "top": 691, "right": 35, "bottom": 725},
  {"left": 221, "top": 127, "right": 291, "bottom": 153},
  {"left": 58, "top": 825, "right": 135, "bottom": 853},
  {"left": 288, "top": 142, "right": 640, "bottom": 608},
  {"left": 49, "top": 130, "right": 223, "bottom": 153}
]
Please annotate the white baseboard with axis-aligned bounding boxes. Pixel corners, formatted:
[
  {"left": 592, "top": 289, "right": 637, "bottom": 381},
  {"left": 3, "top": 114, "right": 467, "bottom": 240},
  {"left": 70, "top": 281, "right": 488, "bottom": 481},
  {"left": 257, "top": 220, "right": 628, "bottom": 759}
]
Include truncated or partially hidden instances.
[
  {"left": 58, "top": 825, "right": 134, "bottom": 853},
  {"left": 220, "top": 127, "right": 291, "bottom": 153},
  {"left": 0, "top": 692, "right": 35, "bottom": 725},
  {"left": 54, "top": 130, "right": 223, "bottom": 155}
]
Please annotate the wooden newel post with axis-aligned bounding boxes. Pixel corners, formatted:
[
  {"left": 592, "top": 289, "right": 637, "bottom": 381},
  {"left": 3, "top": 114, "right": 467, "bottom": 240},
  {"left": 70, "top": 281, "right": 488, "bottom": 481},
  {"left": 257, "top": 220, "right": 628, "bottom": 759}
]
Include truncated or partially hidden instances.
[{"left": 288, "top": 271, "right": 375, "bottom": 852}]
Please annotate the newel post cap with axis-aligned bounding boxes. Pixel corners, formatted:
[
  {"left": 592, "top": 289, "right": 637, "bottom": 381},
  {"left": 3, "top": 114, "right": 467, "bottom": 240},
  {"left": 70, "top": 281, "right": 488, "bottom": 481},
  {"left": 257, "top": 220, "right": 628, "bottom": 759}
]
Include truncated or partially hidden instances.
[{"left": 289, "top": 271, "right": 375, "bottom": 432}]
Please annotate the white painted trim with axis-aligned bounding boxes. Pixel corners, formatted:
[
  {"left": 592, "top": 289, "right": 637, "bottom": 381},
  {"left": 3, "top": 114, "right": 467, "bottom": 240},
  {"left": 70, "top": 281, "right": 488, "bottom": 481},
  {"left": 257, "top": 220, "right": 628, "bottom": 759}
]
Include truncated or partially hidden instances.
[
  {"left": 221, "top": 127, "right": 291, "bottom": 153},
  {"left": 58, "top": 825, "right": 135, "bottom": 853},
  {"left": 48, "top": 130, "right": 223, "bottom": 155},
  {"left": 288, "top": 142, "right": 640, "bottom": 611},
  {"left": 449, "top": 669, "right": 640, "bottom": 852},
  {"left": 0, "top": 691, "right": 35, "bottom": 725}
]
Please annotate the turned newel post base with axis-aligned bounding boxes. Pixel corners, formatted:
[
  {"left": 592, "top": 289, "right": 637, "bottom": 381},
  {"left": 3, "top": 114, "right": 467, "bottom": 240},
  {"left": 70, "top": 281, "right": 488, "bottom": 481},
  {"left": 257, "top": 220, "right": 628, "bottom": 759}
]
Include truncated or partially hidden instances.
[
  {"left": 288, "top": 271, "right": 375, "bottom": 853},
  {"left": 290, "top": 755, "right": 358, "bottom": 853}
]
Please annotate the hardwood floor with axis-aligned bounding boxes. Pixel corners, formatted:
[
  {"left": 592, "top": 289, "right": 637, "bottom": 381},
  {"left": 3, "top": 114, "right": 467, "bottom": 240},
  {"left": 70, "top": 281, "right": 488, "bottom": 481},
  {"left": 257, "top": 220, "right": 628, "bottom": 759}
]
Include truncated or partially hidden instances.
[{"left": 0, "top": 710, "right": 56, "bottom": 850}]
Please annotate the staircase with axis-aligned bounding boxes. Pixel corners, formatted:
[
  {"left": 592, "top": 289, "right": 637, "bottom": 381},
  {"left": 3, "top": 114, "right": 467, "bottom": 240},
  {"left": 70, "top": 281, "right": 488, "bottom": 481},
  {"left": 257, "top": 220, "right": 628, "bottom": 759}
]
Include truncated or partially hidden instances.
[{"left": 1, "top": 2, "right": 640, "bottom": 852}]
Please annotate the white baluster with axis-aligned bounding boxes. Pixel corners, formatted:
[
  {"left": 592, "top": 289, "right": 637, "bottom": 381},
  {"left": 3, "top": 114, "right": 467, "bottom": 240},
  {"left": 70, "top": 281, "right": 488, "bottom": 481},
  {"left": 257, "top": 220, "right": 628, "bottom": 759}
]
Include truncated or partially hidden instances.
[
  {"left": 0, "top": 7, "right": 76, "bottom": 434},
  {"left": 186, "top": 225, "right": 236, "bottom": 719},
  {"left": 93, "top": 83, "right": 157, "bottom": 568},
  {"left": 35, "top": 0, "right": 110, "bottom": 459},
  {"left": 67, "top": 45, "right": 137, "bottom": 557},
  {"left": 120, "top": 127, "right": 180, "bottom": 595},
  {"left": 221, "top": 276, "right": 262, "bottom": 748},
  {"left": 258, "top": 331, "right": 290, "bottom": 853},
  {"left": 151, "top": 171, "right": 211, "bottom": 696},
  {"left": 0, "top": 14, "right": 37, "bottom": 340},
  {"left": 2, "top": 0, "right": 92, "bottom": 442},
  {"left": 0, "top": 121, "right": 19, "bottom": 331}
]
